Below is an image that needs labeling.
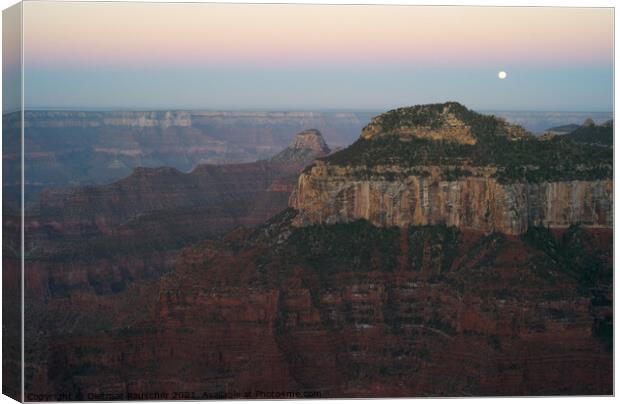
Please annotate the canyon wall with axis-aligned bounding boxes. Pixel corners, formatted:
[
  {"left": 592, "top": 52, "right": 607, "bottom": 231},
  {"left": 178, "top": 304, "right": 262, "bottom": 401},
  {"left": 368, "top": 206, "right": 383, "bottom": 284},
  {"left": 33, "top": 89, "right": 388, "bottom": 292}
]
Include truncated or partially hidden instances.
[
  {"left": 21, "top": 111, "right": 193, "bottom": 128},
  {"left": 4, "top": 110, "right": 372, "bottom": 199},
  {"left": 30, "top": 219, "right": 613, "bottom": 397},
  {"left": 290, "top": 163, "right": 613, "bottom": 235},
  {"left": 24, "top": 130, "right": 330, "bottom": 297}
]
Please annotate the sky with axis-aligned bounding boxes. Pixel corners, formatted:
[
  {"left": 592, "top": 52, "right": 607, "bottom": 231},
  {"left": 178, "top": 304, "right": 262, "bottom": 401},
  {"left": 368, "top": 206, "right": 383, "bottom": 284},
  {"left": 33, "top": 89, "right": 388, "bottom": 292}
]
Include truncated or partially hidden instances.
[
  {"left": 17, "top": 2, "right": 614, "bottom": 112},
  {"left": 3, "top": 2, "right": 21, "bottom": 113}
]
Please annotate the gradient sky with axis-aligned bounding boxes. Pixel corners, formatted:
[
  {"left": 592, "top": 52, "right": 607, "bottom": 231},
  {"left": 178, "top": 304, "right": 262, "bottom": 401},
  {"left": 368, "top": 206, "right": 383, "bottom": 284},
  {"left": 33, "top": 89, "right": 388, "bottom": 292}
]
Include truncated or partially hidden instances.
[
  {"left": 3, "top": 3, "right": 22, "bottom": 113},
  {"left": 21, "top": 2, "right": 613, "bottom": 111}
]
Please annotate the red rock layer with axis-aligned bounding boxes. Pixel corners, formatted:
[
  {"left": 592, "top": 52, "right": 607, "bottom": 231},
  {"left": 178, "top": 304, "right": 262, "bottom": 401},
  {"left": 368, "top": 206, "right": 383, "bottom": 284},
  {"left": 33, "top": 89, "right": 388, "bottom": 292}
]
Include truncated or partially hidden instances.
[{"left": 28, "top": 227, "right": 612, "bottom": 397}]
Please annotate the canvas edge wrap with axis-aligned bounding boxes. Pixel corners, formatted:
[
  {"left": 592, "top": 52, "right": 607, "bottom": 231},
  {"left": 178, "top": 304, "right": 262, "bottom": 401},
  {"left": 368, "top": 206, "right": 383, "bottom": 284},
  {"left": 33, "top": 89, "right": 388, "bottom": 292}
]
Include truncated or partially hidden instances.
[{"left": 2, "top": 2, "right": 24, "bottom": 402}]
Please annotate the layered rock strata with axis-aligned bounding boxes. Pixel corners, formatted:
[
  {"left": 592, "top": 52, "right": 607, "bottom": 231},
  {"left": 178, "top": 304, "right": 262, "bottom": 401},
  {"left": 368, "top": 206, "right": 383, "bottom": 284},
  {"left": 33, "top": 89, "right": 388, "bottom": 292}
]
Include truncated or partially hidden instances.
[
  {"left": 290, "top": 103, "right": 613, "bottom": 235},
  {"left": 290, "top": 163, "right": 613, "bottom": 235}
]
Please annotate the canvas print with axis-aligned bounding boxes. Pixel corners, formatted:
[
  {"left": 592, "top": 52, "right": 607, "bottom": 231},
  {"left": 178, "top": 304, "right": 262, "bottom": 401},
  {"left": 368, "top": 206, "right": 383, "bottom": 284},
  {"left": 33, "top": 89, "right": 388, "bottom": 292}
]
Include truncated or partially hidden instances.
[{"left": 2, "top": 2, "right": 614, "bottom": 401}]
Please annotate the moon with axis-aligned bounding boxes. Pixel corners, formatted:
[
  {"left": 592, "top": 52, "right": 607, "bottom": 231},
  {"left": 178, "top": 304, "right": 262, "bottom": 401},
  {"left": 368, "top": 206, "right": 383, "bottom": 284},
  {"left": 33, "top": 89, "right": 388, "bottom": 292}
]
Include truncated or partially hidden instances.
[{"left": 498, "top": 71, "right": 507, "bottom": 80}]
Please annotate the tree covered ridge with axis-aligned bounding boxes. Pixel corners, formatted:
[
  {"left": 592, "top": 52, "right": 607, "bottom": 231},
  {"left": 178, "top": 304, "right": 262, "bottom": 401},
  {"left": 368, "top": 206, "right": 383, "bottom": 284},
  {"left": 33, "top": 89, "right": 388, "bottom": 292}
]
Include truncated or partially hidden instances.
[
  {"left": 320, "top": 103, "right": 612, "bottom": 183},
  {"left": 362, "top": 101, "right": 526, "bottom": 138},
  {"left": 564, "top": 119, "right": 613, "bottom": 147}
]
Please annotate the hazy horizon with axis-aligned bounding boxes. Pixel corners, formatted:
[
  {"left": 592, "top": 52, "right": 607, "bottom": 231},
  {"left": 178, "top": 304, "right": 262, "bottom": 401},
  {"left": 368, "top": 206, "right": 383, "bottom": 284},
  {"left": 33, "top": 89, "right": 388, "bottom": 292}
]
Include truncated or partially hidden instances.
[
  {"left": 11, "top": 106, "right": 614, "bottom": 114},
  {"left": 6, "top": 106, "right": 612, "bottom": 134},
  {"left": 10, "top": 3, "right": 613, "bottom": 113}
]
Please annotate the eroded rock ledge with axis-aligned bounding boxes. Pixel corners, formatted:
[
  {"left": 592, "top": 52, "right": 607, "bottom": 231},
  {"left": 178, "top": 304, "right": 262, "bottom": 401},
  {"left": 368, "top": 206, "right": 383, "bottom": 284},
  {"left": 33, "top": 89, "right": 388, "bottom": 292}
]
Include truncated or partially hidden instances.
[{"left": 289, "top": 162, "right": 613, "bottom": 235}]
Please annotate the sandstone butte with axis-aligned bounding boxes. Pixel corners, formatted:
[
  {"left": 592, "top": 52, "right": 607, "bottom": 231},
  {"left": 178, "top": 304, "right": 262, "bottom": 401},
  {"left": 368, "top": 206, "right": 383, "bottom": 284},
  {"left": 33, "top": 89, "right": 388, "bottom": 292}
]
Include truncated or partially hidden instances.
[{"left": 290, "top": 102, "right": 613, "bottom": 235}]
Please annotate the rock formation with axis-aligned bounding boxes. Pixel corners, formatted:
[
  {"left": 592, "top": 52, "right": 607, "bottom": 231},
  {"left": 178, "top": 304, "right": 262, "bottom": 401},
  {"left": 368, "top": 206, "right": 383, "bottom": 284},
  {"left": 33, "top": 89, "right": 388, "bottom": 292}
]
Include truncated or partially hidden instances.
[
  {"left": 290, "top": 103, "right": 613, "bottom": 235},
  {"left": 269, "top": 129, "right": 331, "bottom": 163},
  {"left": 25, "top": 129, "right": 330, "bottom": 296},
  {"left": 21, "top": 104, "right": 613, "bottom": 398},
  {"left": 360, "top": 102, "right": 528, "bottom": 143},
  {"left": 30, "top": 211, "right": 613, "bottom": 397},
  {"left": 8, "top": 110, "right": 373, "bottom": 198},
  {"left": 33, "top": 129, "right": 330, "bottom": 239},
  {"left": 583, "top": 117, "right": 596, "bottom": 127},
  {"left": 290, "top": 163, "right": 612, "bottom": 235}
]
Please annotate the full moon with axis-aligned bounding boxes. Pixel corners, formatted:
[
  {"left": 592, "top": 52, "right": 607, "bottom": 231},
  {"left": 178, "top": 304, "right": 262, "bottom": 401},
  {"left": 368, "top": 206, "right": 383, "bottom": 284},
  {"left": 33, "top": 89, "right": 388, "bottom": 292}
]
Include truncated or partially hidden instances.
[{"left": 498, "top": 71, "right": 507, "bottom": 80}]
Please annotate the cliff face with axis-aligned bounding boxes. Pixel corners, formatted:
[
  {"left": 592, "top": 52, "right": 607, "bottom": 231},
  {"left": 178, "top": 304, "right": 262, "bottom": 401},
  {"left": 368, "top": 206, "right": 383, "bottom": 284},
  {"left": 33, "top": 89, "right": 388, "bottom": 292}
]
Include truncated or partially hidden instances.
[
  {"left": 290, "top": 103, "right": 613, "bottom": 235},
  {"left": 290, "top": 163, "right": 613, "bottom": 235}
]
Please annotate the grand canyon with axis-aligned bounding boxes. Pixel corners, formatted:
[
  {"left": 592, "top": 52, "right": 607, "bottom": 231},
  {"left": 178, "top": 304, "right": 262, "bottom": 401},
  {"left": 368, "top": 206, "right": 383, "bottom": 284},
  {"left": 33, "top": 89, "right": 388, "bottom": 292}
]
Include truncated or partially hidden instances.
[
  {"left": 2, "top": 2, "right": 615, "bottom": 401},
  {"left": 3, "top": 102, "right": 612, "bottom": 399}
]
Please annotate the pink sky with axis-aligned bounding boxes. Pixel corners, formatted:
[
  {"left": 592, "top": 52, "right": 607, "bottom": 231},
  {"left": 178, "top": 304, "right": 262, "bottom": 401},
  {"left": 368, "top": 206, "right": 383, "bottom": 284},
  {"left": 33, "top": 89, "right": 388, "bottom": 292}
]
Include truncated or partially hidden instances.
[{"left": 23, "top": 3, "right": 613, "bottom": 68}]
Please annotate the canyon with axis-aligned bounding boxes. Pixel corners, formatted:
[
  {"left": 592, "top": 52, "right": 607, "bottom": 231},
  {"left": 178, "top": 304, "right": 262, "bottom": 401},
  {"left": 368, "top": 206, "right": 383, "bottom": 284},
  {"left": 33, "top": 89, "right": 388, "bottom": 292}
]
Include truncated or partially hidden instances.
[
  {"left": 4, "top": 109, "right": 611, "bottom": 205},
  {"left": 22, "top": 129, "right": 331, "bottom": 297},
  {"left": 15, "top": 103, "right": 614, "bottom": 398},
  {"left": 26, "top": 212, "right": 613, "bottom": 397},
  {"left": 2, "top": 110, "right": 373, "bottom": 202}
]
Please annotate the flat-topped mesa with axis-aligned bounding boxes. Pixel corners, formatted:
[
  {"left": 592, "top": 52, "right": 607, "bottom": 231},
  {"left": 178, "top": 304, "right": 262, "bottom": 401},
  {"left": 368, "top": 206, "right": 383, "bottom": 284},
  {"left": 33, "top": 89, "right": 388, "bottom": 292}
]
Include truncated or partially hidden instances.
[
  {"left": 270, "top": 129, "right": 331, "bottom": 164},
  {"left": 289, "top": 103, "right": 613, "bottom": 235},
  {"left": 360, "top": 101, "right": 528, "bottom": 144}
]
